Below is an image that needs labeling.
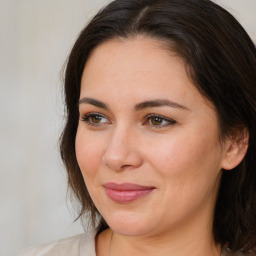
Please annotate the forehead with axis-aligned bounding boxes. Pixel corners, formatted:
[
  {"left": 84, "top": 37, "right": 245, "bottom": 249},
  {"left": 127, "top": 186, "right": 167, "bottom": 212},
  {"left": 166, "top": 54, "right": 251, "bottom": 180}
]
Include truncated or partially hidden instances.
[
  {"left": 83, "top": 37, "right": 180, "bottom": 80},
  {"left": 80, "top": 36, "right": 210, "bottom": 110}
]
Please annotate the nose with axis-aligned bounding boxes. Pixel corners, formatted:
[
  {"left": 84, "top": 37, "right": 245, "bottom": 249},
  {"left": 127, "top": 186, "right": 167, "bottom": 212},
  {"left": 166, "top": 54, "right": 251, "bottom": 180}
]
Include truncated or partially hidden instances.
[{"left": 102, "top": 126, "right": 143, "bottom": 171}]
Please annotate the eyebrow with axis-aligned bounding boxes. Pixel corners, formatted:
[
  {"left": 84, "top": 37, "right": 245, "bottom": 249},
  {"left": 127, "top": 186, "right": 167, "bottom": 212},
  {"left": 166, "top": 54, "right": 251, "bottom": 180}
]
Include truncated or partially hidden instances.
[
  {"left": 134, "top": 99, "right": 188, "bottom": 111},
  {"left": 79, "top": 97, "right": 188, "bottom": 111},
  {"left": 79, "top": 97, "right": 109, "bottom": 109}
]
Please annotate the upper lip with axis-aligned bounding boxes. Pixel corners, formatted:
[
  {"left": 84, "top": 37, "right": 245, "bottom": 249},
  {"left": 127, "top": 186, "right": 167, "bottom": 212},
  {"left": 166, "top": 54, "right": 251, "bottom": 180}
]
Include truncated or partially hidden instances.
[{"left": 103, "top": 182, "right": 156, "bottom": 191}]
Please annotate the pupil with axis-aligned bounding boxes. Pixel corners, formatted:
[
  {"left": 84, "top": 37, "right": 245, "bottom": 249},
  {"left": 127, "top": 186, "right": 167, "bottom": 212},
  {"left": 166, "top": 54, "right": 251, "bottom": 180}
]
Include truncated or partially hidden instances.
[
  {"left": 92, "top": 116, "right": 101, "bottom": 123},
  {"left": 152, "top": 117, "right": 162, "bottom": 125}
]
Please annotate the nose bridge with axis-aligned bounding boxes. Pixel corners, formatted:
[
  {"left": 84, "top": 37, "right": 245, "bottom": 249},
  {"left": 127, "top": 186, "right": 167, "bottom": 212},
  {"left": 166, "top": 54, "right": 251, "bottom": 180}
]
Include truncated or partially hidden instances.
[
  {"left": 111, "top": 122, "right": 129, "bottom": 146},
  {"left": 102, "top": 123, "right": 142, "bottom": 171}
]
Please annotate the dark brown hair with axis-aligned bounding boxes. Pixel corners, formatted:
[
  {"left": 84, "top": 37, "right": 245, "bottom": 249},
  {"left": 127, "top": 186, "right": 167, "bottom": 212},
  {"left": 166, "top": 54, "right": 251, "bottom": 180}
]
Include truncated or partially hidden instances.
[{"left": 60, "top": 0, "right": 256, "bottom": 252}]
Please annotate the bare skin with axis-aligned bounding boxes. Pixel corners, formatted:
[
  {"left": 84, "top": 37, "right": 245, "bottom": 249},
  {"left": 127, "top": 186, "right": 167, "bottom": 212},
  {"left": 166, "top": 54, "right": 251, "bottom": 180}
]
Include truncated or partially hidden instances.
[
  {"left": 76, "top": 36, "right": 248, "bottom": 256},
  {"left": 96, "top": 228, "right": 221, "bottom": 256}
]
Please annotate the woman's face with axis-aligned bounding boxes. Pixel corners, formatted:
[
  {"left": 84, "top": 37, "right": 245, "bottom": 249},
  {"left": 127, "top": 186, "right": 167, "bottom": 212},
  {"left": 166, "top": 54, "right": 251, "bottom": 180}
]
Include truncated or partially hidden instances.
[{"left": 76, "top": 37, "right": 229, "bottom": 237}]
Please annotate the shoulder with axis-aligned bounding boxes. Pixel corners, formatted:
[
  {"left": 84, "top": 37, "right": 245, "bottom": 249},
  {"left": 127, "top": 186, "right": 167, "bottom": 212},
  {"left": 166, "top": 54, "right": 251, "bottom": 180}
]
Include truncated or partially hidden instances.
[{"left": 15, "top": 230, "right": 96, "bottom": 256}]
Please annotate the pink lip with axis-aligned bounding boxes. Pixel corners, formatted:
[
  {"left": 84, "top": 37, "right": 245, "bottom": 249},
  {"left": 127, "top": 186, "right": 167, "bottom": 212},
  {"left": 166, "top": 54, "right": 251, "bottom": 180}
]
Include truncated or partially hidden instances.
[{"left": 103, "top": 182, "right": 156, "bottom": 203}]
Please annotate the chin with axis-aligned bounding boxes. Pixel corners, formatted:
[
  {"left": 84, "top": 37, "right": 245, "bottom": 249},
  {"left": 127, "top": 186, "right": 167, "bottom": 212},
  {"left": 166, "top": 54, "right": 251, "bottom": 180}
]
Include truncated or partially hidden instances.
[
  {"left": 110, "top": 224, "right": 154, "bottom": 237},
  {"left": 102, "top": 211, "right": 157, "bottom": 237}
]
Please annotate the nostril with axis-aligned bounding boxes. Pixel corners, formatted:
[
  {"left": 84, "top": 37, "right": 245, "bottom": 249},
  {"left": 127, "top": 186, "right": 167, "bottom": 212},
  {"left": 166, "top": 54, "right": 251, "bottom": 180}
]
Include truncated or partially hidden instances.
[{"left": 119, "top": 164, "right": 134, "bottom": 171}]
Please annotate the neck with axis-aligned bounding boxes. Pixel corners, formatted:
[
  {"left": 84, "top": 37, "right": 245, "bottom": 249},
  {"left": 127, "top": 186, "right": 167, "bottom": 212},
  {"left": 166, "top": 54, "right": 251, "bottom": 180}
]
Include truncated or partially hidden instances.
[
  {"left": 96, "top": 198, "right": 222, "bottom": 256},
  {"left": 109, "top": 229, "right": 221, "bottom": 256},
  {"left": 106, "top": 209, "right": 221, "bottom": 256}
]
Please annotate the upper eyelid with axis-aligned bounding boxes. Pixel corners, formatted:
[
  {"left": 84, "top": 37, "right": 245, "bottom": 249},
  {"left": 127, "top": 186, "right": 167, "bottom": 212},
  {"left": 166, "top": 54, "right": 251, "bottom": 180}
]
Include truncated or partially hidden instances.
[
  {"left": 80, "top": 112, "right": 176, "bottom": 124},
  {"left": 81, "top": 112, "right": 109, "bottom": 119},
  {"left": 80, "top": 112, "right": 173, "bottom": 119},
  {"left": 81, "top": 113, "right": 111, "bottom": 126},
  {"left": 145, "top": 113, "right": 176, "bottom": 122}
]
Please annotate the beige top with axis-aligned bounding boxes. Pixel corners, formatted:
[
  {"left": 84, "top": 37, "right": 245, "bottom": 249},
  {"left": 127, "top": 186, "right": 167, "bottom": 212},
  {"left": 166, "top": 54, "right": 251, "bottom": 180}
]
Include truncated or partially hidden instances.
[
  {"left": 16, "top": 231, "right": 96, "bottom": 256},
  {"left": 16, "top": 230, "right": 252, "bottom": 256}
]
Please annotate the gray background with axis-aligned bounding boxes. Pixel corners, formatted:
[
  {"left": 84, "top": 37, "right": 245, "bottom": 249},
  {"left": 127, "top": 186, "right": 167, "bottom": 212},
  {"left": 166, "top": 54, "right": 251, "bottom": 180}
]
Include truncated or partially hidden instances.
[{"left": 0, "top": 1, "right": 255, "bottom": 255}]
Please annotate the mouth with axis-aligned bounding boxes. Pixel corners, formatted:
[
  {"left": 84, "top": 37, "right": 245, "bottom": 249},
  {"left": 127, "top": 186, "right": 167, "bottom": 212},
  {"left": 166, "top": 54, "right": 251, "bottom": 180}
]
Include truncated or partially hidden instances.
[{"left": 103, "top": 182, "right": 156, "bottom": 203}]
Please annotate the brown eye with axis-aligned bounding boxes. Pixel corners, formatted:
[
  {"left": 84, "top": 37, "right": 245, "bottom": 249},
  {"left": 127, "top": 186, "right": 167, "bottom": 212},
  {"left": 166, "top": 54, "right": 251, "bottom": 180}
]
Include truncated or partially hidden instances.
[
  {"left": 144, "top": 114, "right": 176, "bottom": 128},
  {"left": 150, "top": 116, "right": 164, "bottom": 126},
  {"left": 81, "top": 113, "right": 110, "bottom": 126},
  {"left": 91, "top": 115, "right": 103, "bottom": 123}
]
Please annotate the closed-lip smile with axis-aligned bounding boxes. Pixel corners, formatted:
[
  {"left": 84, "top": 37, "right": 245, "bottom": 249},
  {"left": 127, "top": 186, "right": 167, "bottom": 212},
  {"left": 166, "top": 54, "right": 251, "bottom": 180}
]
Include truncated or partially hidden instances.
[{"left": 103, "top": 182, "right": 156, "bottom": 203}]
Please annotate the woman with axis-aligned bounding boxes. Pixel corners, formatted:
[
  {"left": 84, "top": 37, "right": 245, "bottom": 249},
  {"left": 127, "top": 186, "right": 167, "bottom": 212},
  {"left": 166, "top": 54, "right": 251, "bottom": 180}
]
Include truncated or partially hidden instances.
[{"left": 19, "top": 0, "right": 256, "bottom": 255}]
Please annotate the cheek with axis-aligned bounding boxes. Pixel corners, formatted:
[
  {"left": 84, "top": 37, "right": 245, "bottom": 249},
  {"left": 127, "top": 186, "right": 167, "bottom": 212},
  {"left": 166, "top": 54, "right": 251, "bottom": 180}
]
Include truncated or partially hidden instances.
[
  {"left": 75, "top": 128, "right": 104, "bottom": 178},
  {"left": 147, "top": 133, "right": 222, "bottom": 214},
  {"left": 145, "top": 130, "right": 222, "bottom": 185}
]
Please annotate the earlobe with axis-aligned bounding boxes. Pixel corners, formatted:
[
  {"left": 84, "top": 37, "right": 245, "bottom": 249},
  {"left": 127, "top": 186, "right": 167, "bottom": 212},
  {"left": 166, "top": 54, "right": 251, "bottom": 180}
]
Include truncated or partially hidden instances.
[{"left": 221, "top": 129, "right": 249, "bottom": 170}]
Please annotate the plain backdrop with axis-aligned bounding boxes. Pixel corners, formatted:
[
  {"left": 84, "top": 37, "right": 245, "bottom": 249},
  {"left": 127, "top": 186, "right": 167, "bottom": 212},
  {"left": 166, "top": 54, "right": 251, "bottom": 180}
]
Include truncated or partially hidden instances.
[{"left": 0, "top": 1, "right": 255, "bottom": 255}]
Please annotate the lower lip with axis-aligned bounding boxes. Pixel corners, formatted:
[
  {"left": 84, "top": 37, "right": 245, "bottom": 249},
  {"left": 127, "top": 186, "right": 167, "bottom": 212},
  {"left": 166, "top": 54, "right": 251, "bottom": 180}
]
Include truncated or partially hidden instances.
[{"left": 105, "top": 188, "right": 155, "bottom": 203}]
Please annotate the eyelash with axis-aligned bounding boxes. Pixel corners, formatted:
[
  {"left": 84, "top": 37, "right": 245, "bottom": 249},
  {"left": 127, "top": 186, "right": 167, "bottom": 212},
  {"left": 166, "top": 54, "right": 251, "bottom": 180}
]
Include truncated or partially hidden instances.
[
  {"left": 81, "top": 112, "right": 110, "bottom": 127},
  {"left": 143, "top": 114, "right": 176, "bottom": 128},
  {"left": 80, "top": 113, "right": 176, "bottom": 128}
]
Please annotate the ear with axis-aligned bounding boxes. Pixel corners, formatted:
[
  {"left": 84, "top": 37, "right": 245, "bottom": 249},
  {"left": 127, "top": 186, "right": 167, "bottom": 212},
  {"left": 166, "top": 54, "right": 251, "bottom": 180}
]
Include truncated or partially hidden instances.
[{"left": 221, "top": 128, "right": 249, "bottom": 170}]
